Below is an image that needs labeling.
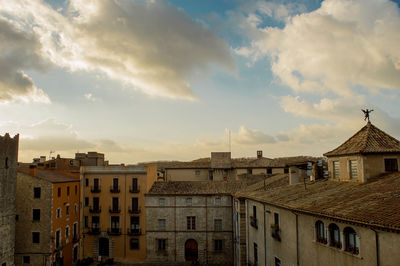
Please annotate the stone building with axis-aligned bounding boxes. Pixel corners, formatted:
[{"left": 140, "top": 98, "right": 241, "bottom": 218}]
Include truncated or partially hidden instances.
[
  {"left": 80, "top": 164, "right": 158, "bottom": 263},
  {"left": 15, "top": 167, "right": 80, "bottom": 266},
  {"left": 164, "top": 151, "right": 316, "bottom": 182},
  {"left": 0, "top": 133, "right": 19, "bottom": 266},
  {"left": 145, "top": 181, "right": 247, "bottom": 265},
  {"left": 234, "top": 122, "right": 400, "bottom": 266}
]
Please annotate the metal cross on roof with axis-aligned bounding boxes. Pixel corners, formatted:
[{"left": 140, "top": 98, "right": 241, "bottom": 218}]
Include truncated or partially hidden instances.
[{"left": 362, "top": 109, "right": 374, "bottom": 122}]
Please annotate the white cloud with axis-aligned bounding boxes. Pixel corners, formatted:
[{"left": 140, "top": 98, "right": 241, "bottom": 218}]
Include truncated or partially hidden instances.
[
  {"left": 0, "top": 0, "right": 235, "bottom": 101},
  {"left": 236, "top": 0, "right": 400, "bottom": 96},
  {"left": 234, "top": 125, "right": 276, "bottom": 145},
  {"left": 84, "top": 93, "right": 100, "bottom": 102}
]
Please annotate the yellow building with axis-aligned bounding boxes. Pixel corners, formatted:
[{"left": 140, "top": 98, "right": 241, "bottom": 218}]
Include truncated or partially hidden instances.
[{"left": 80, "top": 164, "right": 157, "bottom": 263}]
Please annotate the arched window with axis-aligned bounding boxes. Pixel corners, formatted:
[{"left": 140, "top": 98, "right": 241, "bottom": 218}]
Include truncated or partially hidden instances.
[
  {"left": 315, "top": 221, "right": 327, "bottom": 244},
  {"left": 329, "top": 224, "right": 341, "bottom": 249},
  {"left": 344, "top": 227, "right": 359, "bottom": 254}
]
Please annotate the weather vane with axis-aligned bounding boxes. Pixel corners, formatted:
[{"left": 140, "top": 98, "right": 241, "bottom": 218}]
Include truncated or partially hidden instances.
[{"left": 361, "top": 109, "right": 374, "bottom": 122}]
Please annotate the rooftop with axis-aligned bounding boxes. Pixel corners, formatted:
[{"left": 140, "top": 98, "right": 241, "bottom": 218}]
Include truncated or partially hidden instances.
[
  {"left": 18, "top": 168, "right": 79, "bottom": 183},
  {"left": 236, "top": 172, "right": 400, "bottom": 231},
  {"left": 324, "top": 122, "right": 400, "bottom": 157}
]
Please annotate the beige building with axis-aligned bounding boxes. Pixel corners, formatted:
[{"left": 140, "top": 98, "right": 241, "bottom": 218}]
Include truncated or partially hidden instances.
[
  {"left": 0, "top": 134, "right": 19, "bottom": 266},
  {"left": 234, "top": 122, "right": 400, "bottom": 266},
  {"left": 80, "top": 164, "right": 157, "bottom": 263},
  {"left": 145, "top": 181, "right": 247, "bottom": 265}
]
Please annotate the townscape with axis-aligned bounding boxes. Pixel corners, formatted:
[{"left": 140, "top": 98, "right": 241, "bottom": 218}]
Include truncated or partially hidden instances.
[{"left": 1, "top": 120, "right": 400, "bottom": 265}]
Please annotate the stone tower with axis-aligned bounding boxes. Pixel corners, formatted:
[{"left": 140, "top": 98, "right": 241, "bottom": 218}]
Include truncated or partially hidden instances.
[{"left": 0, "top": 133, "right": 19, "bottom": 266}]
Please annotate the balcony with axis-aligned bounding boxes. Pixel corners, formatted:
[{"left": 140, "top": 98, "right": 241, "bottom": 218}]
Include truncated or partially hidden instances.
[
  {"left": 127, "top": 228, "right": 141, "bottom": 235},
  {"left": 129, "top": 185, "right": 140, "bottom": 193},
  {"left": 109, "top": 206, "right": 121, "bottom": 213},
  {"left": 107, "top": 227, "right": 121, "bottom": 235},
  {"left": 89, "top": 206, "right": 101, "bottom": 213},
  {"left": 110, "top": 185, "right": 120, "bottom": 193},
  {"left": 250, "top": 216, "right": 258, "bottom": 229},
  {"left": 271, "top": 224, "right": 281, "bottom": 241},
  {"left": 128, "top": 207, "right": 141, "bottom": 214},
  {"left": 87, "top": 226, "right": 101, "bottom": 235},
  {"left": 90, "top": 185, "right": 101, "bottom": 193}
]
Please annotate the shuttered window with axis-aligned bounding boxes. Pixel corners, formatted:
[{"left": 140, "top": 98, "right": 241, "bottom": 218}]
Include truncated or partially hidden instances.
[
  {"left": 350, "top": 160, "right": 358, "bottom": 179},
  {"left": 333, "top": 161, "right": 340, "bottom": 179}
]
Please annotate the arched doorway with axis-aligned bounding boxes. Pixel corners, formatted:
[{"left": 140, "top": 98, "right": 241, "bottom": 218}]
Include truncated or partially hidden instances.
[
  {"left": 99, "top": 237, "right": 109, "bottom": 256},
  {"left": 185, "top": 239, "right": 198, "bottom": 262}
]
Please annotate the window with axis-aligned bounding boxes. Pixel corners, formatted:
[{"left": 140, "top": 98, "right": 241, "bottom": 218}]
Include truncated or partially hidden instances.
[
  {"left": 33, "top": 187, "right": 41, "bottom": 199},
  {"left": 333, "top": 161, "right": 340, "bottom": 179},
  {"left": 214, "top": 239, "right": 223, "bottom": 251},
  {"left": 349, "top": 160, "right": 358, "bottom": 179},
  {"left": 215, "top": 197, "right": 221, "bottom": 206},
  {"left": 66, "top": 226, "right": 70, "bottom": 239},
  {"left": 274, "top": 213, "right": 279, "bottom": 226},
  {"left": 329, "top": 223, "right": 341, "bottom": 248},
  {"left": 187, "top": 216, "right": 196, "bottom": 230},
  {"left": 275, "top": 257, "right": 281, "bottom": 266},
  {"left": 73, "top": 222, "right": 78, "bottom": 239},
  {"left": 385, "top": 158, "right": 398, "bottom": 172},
  {"left": 344, "top": 227, "right": 359, "bottom": 254},
  {"left": 32, "top": 232, "right": 40, "bottom": 243},
  {"left": 195, "top": 170, "right": 200, "bottom": 176},
  {"left": 214, "top": 219, "right": 222, "bottom": 231},
  {"left": 247, "top": 168, "right": 252, "bottom": 174},
  {"left": 55, "top": 229, "right": 61, "bottom": 248},
  {"left": 84, "top": 197, "right": 89, "bottom": 206},
  {"left": 93, "top": 197, "right": 100, "bottom": 210},
  {"left": 131, "top": 216, "right": 140, "bottom": 230},
  {"left": 159, "top": 198, "right": 165, "bottom": 206},
  {"left": 73, "top": 245, "right": 78, "bottom": 262},
  {"left": 75, "top": 185, "right": 77, "bottom": 195},
  {"left": 56, "top": 208, "right": 61, "bottom": 218},
  {"left": 112, "top": 178, "right": 119, "bottom": 191},
  {"left": 186, "top": 198, "right": 192, "bottom": 206},
  {"left": 315, "top": 221, "right": 327, "bottom": 244},
  {"left": 253, "top": 243, "right": 258, "bottom": 266},
  {"left": 130, "top": 238, "right": 139, "bottom": 249},
  {"left": 209, "top": 171, "right": 213, "bottom": 180},
  {"left": 253, "top": 206, "right": 257, "bottom": 219},
  {"left": 74, "top": 204, "right": 78, "bottom": 214},
  {"left": 57, "top": 187, "right": 61, "bottom": 197},
  {"left": 111, "top": 216, "right": 120, "bottom": 229},
  {"left": 157, "top": 239, "right": 167, "bottom": 251},
  {"left": 84, "top": 216, "right": 88, "bottom": 228},
  {"left": 158, "top": 219, "right": 166, "bottom": 231},
  {"left": 66, "top": 205, "right": 70, "bottom": 216},
  {"left": 23, "top": 256, "right": 30, "bottom": 264},
  {"left": 132, "top": 178, "right": 138, "bottom": 192},
  {"left": 85, "top": 178, "right": 89, "bottom": 187},
  {"left": 67, "top": 186, "right": 70, "bottom": 196},
  {"left": 92, "top": 216, "right": 100, "bottom": 228},
  {"left": 284, "top": 168, "right": 289, "bottom": 174},
  {"left": 33, "top": 209, "right": 40, "bottom": 221},
  {"left": 131, "top": 197, "right": 138, "bottom": 212},
  {"left": 267, "top": 168, "right": 272, "bottom": 174}
]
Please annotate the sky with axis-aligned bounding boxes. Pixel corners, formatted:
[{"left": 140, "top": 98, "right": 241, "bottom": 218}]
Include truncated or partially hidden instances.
[{"left": 1, "top": 0, "right": 400, "bottom": 163}]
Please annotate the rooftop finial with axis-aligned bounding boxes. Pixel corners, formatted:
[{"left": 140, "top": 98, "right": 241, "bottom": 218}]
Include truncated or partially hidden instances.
[{"left": 362, "top": 109, "right": 374, "bottom": 122}]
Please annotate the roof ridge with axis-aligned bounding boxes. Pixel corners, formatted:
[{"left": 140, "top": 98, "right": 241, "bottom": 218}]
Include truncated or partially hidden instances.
[{"left": 360, "top": 122, "right": 373, "bottom": 152}]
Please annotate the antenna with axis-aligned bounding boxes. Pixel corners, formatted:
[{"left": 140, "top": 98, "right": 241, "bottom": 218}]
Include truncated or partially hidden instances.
[{"left": 49, "top": 150, "right": 55, "bottom": 160}]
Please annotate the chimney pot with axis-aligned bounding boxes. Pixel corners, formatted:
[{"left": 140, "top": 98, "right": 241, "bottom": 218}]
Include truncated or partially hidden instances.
[
  {"left": 257, "top": 150, "right": 263, "bottom": 158},
  {"left": 29, "top": 164, "right": 37, "bottom": 176}
]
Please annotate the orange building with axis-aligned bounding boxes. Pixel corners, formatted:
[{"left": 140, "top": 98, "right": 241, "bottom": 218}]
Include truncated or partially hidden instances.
[
  {"left": 15, "top": 166, "right": 80, "bottom": 266},
  {"left": 80, "top": 164, "right": 158, "bottom": 263}
]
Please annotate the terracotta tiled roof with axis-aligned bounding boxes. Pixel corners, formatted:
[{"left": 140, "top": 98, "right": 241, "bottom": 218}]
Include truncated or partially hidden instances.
[
  {"left": 147, "top": 180, "right": 249, "bottom": 195},
  {"left": 236, "top": 173, "right": 400, "bottom": 230},
  {"left": 18, "top": 169, "right": 79, "bottom": 183},
  {"left": 324, "top": 122, "right": 400, "bottom": 157}
]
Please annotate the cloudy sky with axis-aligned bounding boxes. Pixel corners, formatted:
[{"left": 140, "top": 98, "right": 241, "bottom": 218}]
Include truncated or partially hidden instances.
[{"left": 1, "top": 0, "right": 400, "bottom": 163}]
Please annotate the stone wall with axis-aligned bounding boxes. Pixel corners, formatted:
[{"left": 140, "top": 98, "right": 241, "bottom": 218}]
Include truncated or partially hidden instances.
[{"left": 0, "top": 134, "right": 18, "bottom": 266}]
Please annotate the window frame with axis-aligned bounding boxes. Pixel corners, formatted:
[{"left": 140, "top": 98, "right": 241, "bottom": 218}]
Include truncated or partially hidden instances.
[
  {"left": 32, "top": 209, "right": 40, "bottom": 221},
  {"left": 214, "top": 239, "right": 223, "bottom": 251},
  {"left": 33, "top": 187, "right": 41, "bottom": 199},
  {"left": 187, "top": 216, "right": 196, "bottom": 230},
  {"left": 32, "top": 232, "right": 40, "bottom": 244}
]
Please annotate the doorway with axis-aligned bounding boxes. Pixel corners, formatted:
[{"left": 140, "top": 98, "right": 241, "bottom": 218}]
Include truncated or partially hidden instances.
[
  {"left": 99, "top": 237, "right": 109, "bottom": 256},
  {"left": 185, "top": 239, "right": 198, "bottom": 262}
]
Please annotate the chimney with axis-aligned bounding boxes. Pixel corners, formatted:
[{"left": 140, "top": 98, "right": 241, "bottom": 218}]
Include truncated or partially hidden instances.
[
  {"left": 29, "top": 164, "right": 37, "bottom": 176},
  {"left": 257, "top": 150, "right": 263, "bottom": 158}
]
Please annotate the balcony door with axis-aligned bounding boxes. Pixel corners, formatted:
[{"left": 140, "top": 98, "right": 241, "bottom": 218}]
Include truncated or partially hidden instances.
[
  {"left": 132, "top": 198, "right": 138, "bottom": 211},
  {"left": 112, "top": 197, "right": 119, "bottom": 211}
]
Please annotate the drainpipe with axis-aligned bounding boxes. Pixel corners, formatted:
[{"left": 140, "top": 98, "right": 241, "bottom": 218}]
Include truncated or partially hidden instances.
[
  {"left": 231, "top": 197, "right": 235, "bottom": 266},
  {"left": 246, "top": 201, "right": 249, "bottom": 265},
  {"left": 371, "top": 228, "right": 380, "bottom": 266},
  {"left": 205, "top": 196, "right": 208, "bottom": 264},
  {"left": 174, "top": 195, "right": 177, "bottom": 262},
  {"left": 291, "top": 211, "right": 299, "bottom": 266},
  {"left": 124, "top": 173, "right": 127, "bottom": 258},
  {"left": 264, "top": 204, "right": 267, "bottom": 266}
]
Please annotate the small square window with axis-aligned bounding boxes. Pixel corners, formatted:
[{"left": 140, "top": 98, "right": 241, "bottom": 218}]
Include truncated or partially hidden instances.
[
  {"left": 157, "top": 239, "right": 167, "bottom": 251},
  {"left": 195, "top": 170, "right": 200, "bottom": 176},
  {"left": 215, "top": 197, "right": 221, "bottom": 206},
  {"left": 23, "top": 256, "right": 30, "bottom": 264},
  {"left": 385, "top": 158, "right": 398, "bottom": 172},
  {"left": 130, "top": 238, "right": 139, "bottom": 250},
  {"left": 33, "top": 209, "right": 40, "bottom": 221},
  {"left": 32, "top": 232, "right": 40, "bottom": 243},
  {"left": 159, "top": 198, "right": 165, "bottom": 206},
  {"left": 33, "top": 187, "right": 41, "bottom": 199},
  {"left": 214, "top": 239, "right": 223, "bottom": 251},
  {"left": 158, "top": 219, "right": 166, "bottom": 231}
]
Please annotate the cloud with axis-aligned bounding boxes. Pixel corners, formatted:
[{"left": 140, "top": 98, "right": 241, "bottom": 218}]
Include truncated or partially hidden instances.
[
  {"left": 0, "top": 17, "right": 50, "bottom": 103},
  {"left": 84, "top": 93, "right": 101, "bottom": 102},
  {"left": 0, "top": 0, "right": 235, "bottom": 101},
  {"left": 234, "top": 126, "right": 276, "bottom": 145},
  {"left": 236, "top": 0, "right": 400, "bottom": 96}
]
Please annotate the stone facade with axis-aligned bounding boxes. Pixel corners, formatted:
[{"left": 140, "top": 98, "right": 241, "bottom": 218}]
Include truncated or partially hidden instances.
[
  {"left": 0, "top": 134, "right": 18, "bottom": 266},
  {"left": 146, "top": 194, "right": 234, "bottom": 265}
]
